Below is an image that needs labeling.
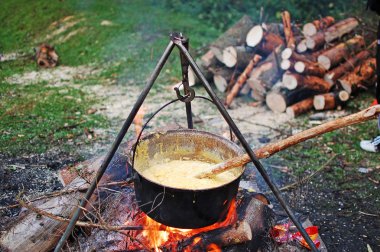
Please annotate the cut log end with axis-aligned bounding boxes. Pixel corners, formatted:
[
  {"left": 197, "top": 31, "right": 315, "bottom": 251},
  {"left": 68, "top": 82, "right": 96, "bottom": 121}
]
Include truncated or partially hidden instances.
[
  {"left": 303, "top": 23, "right": 318, "bottom": 36},
  {"left": 222, "top": 46, "right": 237, "bottom": 68},
  {"left": 294, "top": 61, "right": 305, "bottom": 73},
  {"left": 246, "top": 25, "right": 264, "bottom": 47},
  {"left": 296, "top": 40, "right": 308, "bottom": 53},
  {"left": 213, "top": 75, "right": 228, "bottom": 93},
  {"left": 339, "top": 90, "right": 350, "bottom": 102},
  {"left": 282, "top": 73, "right": 298, "bottom": 90},
  {"left": 340, "top": 80, "right": 352, "bottom": 95},
  {"left": 281, "top": 48, "right": 293, "bottom": 60},
  {"left": 306, "top": 37, "right": 316, "bottom": 50},
  {"left": 281, "top": 60, "right": 291, "bottom": 70},
  {"left": 318, "top": 55, "right": 331, "bottom": 70},
  {"left": 266, "top": 92, "right": 287, "bottom": 113},
  {"left": 313, "top": 95, "right": 326, "bottom": 110}
]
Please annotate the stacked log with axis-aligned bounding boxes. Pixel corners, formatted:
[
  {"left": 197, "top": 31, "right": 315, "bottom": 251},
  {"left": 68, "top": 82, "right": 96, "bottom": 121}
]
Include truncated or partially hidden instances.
[{"left": 195, "top": 12, "right": 374, "bottom": 117}]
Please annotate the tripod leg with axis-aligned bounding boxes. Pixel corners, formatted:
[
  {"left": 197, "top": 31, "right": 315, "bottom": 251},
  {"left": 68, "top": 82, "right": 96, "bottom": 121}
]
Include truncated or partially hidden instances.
[
  {"left": 54, "top": 41, "right": 175, "bottom": 252},
  {"left": 176, "top": 43, "right": 319, "bottom": 252}
]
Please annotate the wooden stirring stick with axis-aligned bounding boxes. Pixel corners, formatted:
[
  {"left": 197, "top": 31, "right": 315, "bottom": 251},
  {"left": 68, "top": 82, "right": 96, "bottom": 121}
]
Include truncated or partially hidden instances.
[{"left": 196, "top": 105, "right": 380, "bottom": 179}]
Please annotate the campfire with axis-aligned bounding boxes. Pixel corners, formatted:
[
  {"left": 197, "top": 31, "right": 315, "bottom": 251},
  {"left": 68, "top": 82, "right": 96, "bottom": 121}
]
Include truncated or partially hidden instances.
[{"left": 127, "top": 199, "right": 238, "bottom": 251}]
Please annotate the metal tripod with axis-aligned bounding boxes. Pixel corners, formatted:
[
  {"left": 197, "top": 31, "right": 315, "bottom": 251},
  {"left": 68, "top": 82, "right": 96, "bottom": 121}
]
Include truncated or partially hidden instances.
[{"left": 54, "top": 33, "right": 318, "bottom": 252}]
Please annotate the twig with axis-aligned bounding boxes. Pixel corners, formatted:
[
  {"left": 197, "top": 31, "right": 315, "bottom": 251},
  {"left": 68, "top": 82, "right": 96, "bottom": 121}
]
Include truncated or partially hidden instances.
[
  {"left": 265, "top": 154, "right": 337, "bottom": 194},
  {"left": 358, "top": 211, "right": 379, "bottom": 217},
  {"left": 0, "top": 180, "right": 132, "bottom": 211},
  {"left": 17, "top": 198, "right": 164, "bottom": 232}
]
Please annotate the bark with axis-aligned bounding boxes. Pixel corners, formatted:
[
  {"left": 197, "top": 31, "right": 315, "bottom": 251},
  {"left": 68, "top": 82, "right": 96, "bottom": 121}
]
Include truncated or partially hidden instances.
[
  {"left": 283, "top": 72, "right": 333, "bottom": 92},
  {"left": 222, "top": 46, "right": 255, "bottom": 68},
  {"left": 281, "top": 11, "right": 296, "bottom": 48},
  {"left": 324, "top": 50, "right": 371, "bottom": 85},
  {"left": 306, "top": 18, "right": 359, "bottom": 50},
  {"left": 206, "top": 15, "right": 254, "bottom": 64},
  {"left": 294, "top": 61, "right": 327, "bottom": 77},
  {"left": 286, "top": 97, "right": 314, "bottom": 118},
  {"left": 247, "top": 47, "right": 283, "bottom": 101},
  {"left": 246, "top": 25, "right": 284, "bottom": 55},
  {"left": 196, "top": 105, "right": 380, "bottom": 178},
  {"left": 313, "top": 91, "right": 349, "bottom": 110},
  {"left": 225, "top": 54, "right": 262, "bottom": 107},
  {"left": 338, "top": 58, "right": 377, "bottom": 94},
  {"left": 212, "top": 67, "right": 240, "bottom": 93},
  {"left": 303, "top": 16, "right": 335, "bottom": 36},
  {"left": 317, "top": 36, "right": 365, "bottom": 70},
  {"left": 265, "top": 87, "right": 318, "bottom": 113}
]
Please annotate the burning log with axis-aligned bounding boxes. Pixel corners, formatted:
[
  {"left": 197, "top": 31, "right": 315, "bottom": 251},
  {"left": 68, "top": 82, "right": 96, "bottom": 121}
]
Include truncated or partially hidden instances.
[
  {"left": 282, "top": 72, "right": 333, "bottom": 92},
  {"left": 207, "top": 15, "right": 254, "bottom": 64},
  {"left": 160, "top": 196, "right": 271, "bottom": 251},
  {"left": 306, "top": 17, "right": 359, "bottom": 50},
  {"left": 246, "top": 25, "right": 285, "bottom": 55},
  {"left": 281, "top": 11, "right": 296, "bottom": 48},
  {"left": 302, "top": 16, "right": 335, "bottom": 36},
  {"left": 247, "top": 47, "right": 283, "bottom": 101},
  {"left": 294, "top": 61, "right": 326, "bottom": 77},
  {"left": 35, "top": 43, "right": 59, "bottom": 68},
  {"left": 266, "top": 87, "right": 319, "bottom": 113},
  {"left": 222, "top": 46, "right": 255, "bottom": 68},
  {"left": 324, "top": 50, "right": 371, "bottom": 85},
  {"left": 338, "top": 58, "right": 377, "bottom": 94},
  {"left": 286, "top": 97, "right": 315, "bottom": 118},
  {"left": 313, "top": 91, "right": 349, "bottom": 110},
  {"left": 225, "top": 54, "right": 262, "bottom": 107},
  {"left": 317, "top": 35, "right": 365, "bottom": 70},
  {"left": 212, "top": 67, "right": 240, "bottom": 93}
]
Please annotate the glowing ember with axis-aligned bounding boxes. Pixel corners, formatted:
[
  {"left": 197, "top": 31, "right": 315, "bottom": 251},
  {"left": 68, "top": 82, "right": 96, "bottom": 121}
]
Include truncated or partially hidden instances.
[{"left": 129, "top": 199, "right": 237, "bottom": 251}]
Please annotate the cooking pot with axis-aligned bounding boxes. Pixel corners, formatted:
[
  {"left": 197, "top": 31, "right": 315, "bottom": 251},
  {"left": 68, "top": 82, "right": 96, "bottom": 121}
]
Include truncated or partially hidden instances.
[{"left": 131, "top": 129, "right": 245, "bottom": 229}]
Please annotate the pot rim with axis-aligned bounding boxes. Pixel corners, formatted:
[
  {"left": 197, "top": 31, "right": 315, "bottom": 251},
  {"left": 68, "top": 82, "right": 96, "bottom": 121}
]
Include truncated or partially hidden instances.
[{"left": 131, "top": 129, "right": 246, "bottom": 191}]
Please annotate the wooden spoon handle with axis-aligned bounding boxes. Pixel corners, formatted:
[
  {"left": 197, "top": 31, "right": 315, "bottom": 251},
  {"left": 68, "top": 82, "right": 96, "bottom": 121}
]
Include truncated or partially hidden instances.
[{"left": 196, "top": 105, "right": 380, "bottom": 179}]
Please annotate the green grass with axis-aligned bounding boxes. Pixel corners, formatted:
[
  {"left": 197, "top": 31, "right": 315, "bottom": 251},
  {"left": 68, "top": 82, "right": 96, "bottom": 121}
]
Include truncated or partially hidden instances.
[
  {"left": 0, "top": 82, "right": 107, "bottom": 154},
  {"left": 0, "top": 0, "right": 220, "bottom": 155}
]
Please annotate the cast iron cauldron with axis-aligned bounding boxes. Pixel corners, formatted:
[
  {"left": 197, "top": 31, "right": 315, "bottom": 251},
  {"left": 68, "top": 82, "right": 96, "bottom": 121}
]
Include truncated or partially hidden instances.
[{"left": 131, "top": 129, "right": 245, "bottom": 229}]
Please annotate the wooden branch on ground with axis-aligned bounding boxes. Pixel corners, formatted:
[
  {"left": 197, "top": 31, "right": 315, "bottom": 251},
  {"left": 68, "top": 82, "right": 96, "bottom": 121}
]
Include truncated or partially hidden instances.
[
  {"left": 317, "top": 35, "right": 365, "bottom": 70},
  {"left": 196, "top": 105, "right": 380, "bottom": 178},
  {"left": 225, "top": 54, "right": 262, "bottom": 107}
]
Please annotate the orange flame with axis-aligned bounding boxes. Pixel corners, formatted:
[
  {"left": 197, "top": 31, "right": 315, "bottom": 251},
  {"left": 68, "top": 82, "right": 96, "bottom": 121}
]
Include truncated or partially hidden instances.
[
  {"left": 207, "top": 243, "right": 222, "bottom": 252},
  {"left": 138, "top": 199, "right": 237, "bottom": 251}
]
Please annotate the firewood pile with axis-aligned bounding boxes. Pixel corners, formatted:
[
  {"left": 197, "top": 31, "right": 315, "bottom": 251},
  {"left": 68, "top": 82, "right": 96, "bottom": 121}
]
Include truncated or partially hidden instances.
[{"left": 193, "top": 13, "right": 376, "bottom": 117}]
